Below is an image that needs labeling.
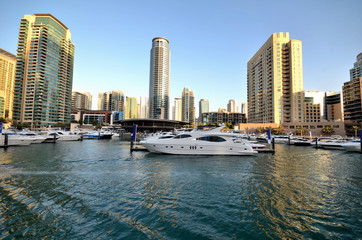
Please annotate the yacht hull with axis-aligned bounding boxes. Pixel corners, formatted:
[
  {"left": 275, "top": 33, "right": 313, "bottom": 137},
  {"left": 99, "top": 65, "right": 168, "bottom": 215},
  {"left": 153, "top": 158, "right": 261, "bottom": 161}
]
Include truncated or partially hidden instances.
[{"left": 141, "top": 142, "right": 257, "bottom": 156}]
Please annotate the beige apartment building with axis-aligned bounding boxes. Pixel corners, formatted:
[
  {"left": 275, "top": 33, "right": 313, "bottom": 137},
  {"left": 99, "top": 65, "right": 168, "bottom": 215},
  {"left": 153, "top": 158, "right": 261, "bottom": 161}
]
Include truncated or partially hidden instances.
[
  {"left": 0, "top": 48, "right": 16, "bottom": 119},
  {"left": 247, "top": 32, "right": 304, "bottom": 124},
  {"left": 71, "top": 91, "right": 92, "bottom": 110},
  {"left": 181, "top": 87, "right": 195, "bottom": 125}
]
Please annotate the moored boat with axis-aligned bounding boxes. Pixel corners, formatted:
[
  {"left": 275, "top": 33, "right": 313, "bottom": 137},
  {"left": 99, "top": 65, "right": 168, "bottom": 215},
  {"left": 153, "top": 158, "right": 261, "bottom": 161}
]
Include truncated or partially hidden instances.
[
  {"left": 341, "top": 140, "right": 361, "bottom": 152},
  {"left": 140, "top": 126, "right": 257, "bottom": 156}
]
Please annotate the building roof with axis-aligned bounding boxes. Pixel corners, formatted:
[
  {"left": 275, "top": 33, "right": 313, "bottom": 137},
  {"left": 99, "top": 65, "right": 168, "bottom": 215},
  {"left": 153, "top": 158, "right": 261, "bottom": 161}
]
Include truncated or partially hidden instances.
[
  {"left": 0, "top": 48, "right": 16, "bottom": 59},
  {"left": 34, "top": 13, "right": 69, "bottom": 30}
]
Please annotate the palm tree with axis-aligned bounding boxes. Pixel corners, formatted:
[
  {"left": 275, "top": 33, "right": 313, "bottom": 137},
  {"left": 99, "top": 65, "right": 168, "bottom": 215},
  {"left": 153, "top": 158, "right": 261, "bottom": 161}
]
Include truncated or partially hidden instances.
[
  {"left": 256, "top": 127, "right": 265, "bottom": 134},
  {"left": 274, "top": 125, "right": 285, "bottom": 135},
  {"left": 352, "top": 126, "right": 360, "bottom": 138},
  {"left": 296, "top": 126, "right": 307, "bottom": 137},
  {"left": 321, "top": 126, "right": 334, "bottom": 136}
]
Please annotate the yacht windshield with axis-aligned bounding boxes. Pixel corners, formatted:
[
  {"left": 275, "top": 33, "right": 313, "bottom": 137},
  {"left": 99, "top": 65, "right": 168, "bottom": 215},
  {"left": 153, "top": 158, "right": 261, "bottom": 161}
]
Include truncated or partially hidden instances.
[
  {"left": 173, "top": 134, "right": 192, "bottom": 139},
  {"left": 196, "top": 136, "right": 226, "bottom": 142}
]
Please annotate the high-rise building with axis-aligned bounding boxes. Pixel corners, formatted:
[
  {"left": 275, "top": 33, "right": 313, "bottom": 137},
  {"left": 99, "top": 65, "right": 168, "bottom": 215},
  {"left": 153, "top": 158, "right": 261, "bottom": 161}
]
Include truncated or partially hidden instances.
[
  {"left": 199, "top": 99, "right": 209, "bottom": 123},
  {"left": 227, "top": 99, "right": 239, "bottom": 113},
  {"left": 343, "top": 53, "right": 362, "bottom": 123},
  {"left": 0, "top": 48, "right": 16, "bottom": 119},
  {"left": 324, "top": 92, "right": 343, "bottom": 121},
  {"left": 98, "top": 90, "right": 124, "bottom": 112},
  {"left": 181, "top": 87, "right": 195, "bottom": 124},
  {"left": 241, "top": 102, "right": 248, "bottom": 120},
  {"left": 247, "top": 32, "right": 304, "bottom": 124},
  {"left": 71, "top": 91, "right": 92, "bottom": 110},
  {"left": 149, "top": 37, "right": 170, "bottom": 120},
  {"left": 125, "top": 97, "right": 138, "bottom": 119},
  {"left": 139, "top": 96, "right": 148, "bottom": 119},
  {"left": 202, "top": 112, "right": 246, "bottom": 125},
  {"left": 173, "top": 97, "right": 182, "bottom": 121},
  {"left": 13, "top": 14, "right": 74, "bottom": 126}
]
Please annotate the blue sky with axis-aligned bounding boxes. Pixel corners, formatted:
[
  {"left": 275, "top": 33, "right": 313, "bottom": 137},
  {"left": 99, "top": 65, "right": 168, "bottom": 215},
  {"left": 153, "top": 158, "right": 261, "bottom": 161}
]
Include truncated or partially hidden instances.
[{"left": 0, "top": 0, "right": 361, "bottom": 115}]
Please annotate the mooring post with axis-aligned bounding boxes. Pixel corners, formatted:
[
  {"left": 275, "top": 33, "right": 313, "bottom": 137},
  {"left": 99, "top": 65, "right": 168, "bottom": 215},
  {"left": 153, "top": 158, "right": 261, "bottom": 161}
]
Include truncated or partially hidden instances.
[
  {"left": 4, "top": 133, "right": 8, "bottom": 147},
  {"left": 130, "top": 124, "right": 137, "bottom": 152},
  {"left": 360, "top": 129, "right": 362, "bottom": 154}
]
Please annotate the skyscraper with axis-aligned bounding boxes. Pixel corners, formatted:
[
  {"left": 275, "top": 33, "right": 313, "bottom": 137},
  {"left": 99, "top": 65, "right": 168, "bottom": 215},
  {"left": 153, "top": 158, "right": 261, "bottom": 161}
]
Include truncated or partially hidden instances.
[
  {"left": 149, "top": 37, "right": 170, "bottom": 120},
  {"left": 71, "top": 91, "right": 92, "bottom": 110},
  {"left": 139, "top": 96, "right": 148, "bottom": 119},
  {"left": 343, "top": 53, "right": 362, "bottom": 123},
  {"left": 182, "top": 87, "right": 195, "bottom": 124},
  {"left": 98, "top": 90, "right": 124, "bottom": 112},
  {"left": 199, "top": 99, "right": 209, "bottom": 123},
  {"left": 13, "top": 14, "right": 74, "bottom": 126},
  {"left": 227, "top": 99, "right": 238, "bottom": 113},
  {"left": 247, "top": 32, "right": 304, "bottom": 124},
  {"left": 0, "top": 48, "right": 16, "bottom": 119},
  {"left": 173, "top": 97, "right": 182, "bottom": 121},
  {"left": 125, "top": 97, "right": 138, "bottom": 119},
  {"left": 241, "top": 102, "right": 248, "bottom": 119}
]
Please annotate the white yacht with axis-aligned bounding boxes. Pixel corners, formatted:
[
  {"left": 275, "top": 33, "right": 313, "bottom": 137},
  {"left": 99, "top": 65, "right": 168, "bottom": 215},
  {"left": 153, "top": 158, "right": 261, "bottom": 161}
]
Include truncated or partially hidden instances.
[
  {"left": 0, "top": 132, "right": 34, "bottom": 146},
  {"left": 17, "top": 130, "right": 46, "bottom": 144},
  {"left": 341, "top": 140, "right": 361, "bottom": 152},
  {"left": 140, "top": 126, "right": 257, "bottom": 156},
  {"left": 317, "top": 139, "right": 349, "bottom": 150},
  {"left": 49, "top": 130, "right": 81, "bottom": 141}
]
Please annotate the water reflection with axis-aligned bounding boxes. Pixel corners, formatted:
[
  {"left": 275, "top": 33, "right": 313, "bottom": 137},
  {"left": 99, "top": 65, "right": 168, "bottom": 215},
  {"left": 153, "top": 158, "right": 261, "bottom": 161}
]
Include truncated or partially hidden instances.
[
  {"left": 246, "top": 144, "right": 361, "bottom": 239},
  {"left": 0, "top": 140, "right": 361, "bottom": 239}
]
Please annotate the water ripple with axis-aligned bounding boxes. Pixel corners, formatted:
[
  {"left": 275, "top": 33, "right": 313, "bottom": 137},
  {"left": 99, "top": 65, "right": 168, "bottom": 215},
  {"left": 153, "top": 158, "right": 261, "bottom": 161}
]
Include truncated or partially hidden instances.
[{"left": 0, "top": 140, "right": 361, "bottom": 239}]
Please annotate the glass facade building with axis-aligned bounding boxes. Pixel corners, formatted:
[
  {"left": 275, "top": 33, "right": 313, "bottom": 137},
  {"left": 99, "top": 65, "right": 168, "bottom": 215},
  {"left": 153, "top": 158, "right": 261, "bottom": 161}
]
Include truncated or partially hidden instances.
[
  {"left": 149, "top": 37, "right": 170, "bottom": 120},
  {"left": 13, "top": 14, "right": 74, "bottom": 126}
]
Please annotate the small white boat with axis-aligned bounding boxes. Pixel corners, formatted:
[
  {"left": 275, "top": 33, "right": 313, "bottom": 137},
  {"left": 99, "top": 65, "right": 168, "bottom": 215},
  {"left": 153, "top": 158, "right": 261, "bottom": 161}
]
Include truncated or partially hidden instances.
[
  {"left": 341, "top": 140, "right": 361, "bottom": 152},
  {"left": 140, "top": 125, "right": 257, "bottom": 156}
]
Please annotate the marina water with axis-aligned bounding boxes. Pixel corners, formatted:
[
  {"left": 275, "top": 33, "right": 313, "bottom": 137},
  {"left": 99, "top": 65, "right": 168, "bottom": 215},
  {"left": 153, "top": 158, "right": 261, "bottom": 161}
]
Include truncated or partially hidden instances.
[{"left": 0, "top": 139, "right": 361, "bottom": 239}]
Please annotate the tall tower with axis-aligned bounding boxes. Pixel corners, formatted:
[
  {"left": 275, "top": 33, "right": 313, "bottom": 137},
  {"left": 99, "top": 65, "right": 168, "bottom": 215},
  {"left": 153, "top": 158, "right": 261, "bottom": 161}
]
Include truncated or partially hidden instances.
[
  {"left": 98, "top": 90, "right": 124, "bottom": 112},
  {"left": 13, "top": 14, "right": 75, "bottom": 126},
  {"left": 125, "top": 97, "right": 138, "bottom": 119},
  {"left": 199, "top": 99, "right": 209, "bottom": 122},
  {"left": 149, "top": 37, "right": 170, "bottom": 120},
  {"left": 173, "top": 97, "right": 182, "bottom": 121},
  {"left": 139, "top": 96, "right": 148, "bottom": 119},
  {"left": 0, "top": 49, "right": 16, "bottom": 119},
  {"left": 343, "top": 53, "right": 362, "bottom": 123},
  {"left": 247, "top": 32, "right": 303, "bottom": 124},
  {"left": 241, "top": 102, "right": 248, "bottom": 119},
  {"left": 227, "top": 99, "right": 238, "bottom": 113},
  {"left": 182, "top": 87, "right": 195, "bottom": 124}
]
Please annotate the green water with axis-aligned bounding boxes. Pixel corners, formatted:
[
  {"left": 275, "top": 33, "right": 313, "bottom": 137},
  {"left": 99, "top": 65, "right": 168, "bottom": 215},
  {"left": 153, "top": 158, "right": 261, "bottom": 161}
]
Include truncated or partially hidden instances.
[{"left": 0, "top": 139, "right": 361, "bottom": 239}]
